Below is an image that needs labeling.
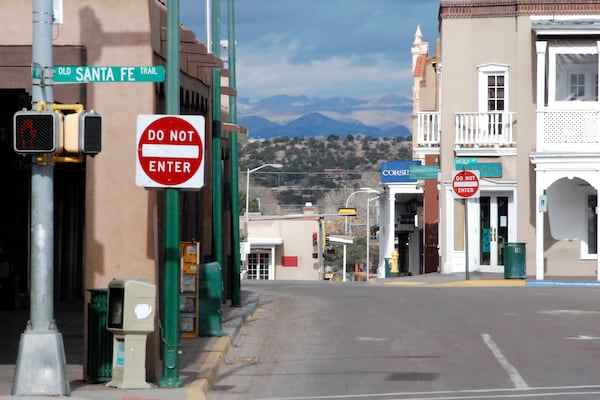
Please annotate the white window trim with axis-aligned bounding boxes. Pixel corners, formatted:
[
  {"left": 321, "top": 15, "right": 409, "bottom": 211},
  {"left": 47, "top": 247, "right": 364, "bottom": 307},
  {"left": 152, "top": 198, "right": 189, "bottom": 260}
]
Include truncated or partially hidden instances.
[
  {"left": 477, "top": 63, "right": 509, "bottom": 113},
  {"left": 548, "top": 41, "right": 600, "bottom": 109}
]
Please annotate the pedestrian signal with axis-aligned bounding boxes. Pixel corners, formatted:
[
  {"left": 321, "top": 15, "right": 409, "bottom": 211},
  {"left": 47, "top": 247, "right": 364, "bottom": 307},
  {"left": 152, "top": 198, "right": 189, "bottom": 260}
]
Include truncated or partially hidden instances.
[
  {"left": 13, "top": 110, "right": 59, "bottom": 154},
  {"left": 64, "top": 110, "right": 102, "bottom": 156}
]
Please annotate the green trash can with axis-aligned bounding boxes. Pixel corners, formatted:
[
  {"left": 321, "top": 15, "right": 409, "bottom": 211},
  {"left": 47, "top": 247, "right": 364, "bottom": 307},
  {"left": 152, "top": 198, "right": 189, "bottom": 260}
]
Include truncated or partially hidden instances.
[
  {"left": 504, "top": 242, "right": 526, "bottom": 279},
  {"left": 198, "top": 262, "right": 223, "bottom": 337},
  {"left": 86, "top": 289, "right": 113, "bottom": 382}
]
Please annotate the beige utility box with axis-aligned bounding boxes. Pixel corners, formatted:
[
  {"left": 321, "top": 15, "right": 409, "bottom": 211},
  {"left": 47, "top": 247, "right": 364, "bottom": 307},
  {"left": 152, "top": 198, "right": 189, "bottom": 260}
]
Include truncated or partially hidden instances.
[{"left": 106, "top": 279, "right": 156, "bottom": 389}]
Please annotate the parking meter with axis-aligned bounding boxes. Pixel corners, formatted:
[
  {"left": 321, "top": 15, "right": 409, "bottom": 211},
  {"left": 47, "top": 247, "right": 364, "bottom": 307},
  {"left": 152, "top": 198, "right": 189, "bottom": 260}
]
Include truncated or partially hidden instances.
[{"left": 105, "top": 279, "right": 155, "bottom": 389}]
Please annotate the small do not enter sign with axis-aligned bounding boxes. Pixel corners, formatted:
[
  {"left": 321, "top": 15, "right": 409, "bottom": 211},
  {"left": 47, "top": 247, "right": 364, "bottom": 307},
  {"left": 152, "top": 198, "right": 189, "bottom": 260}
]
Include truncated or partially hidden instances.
[
  {"left": 136, "top": 115, "right": 205, "bottom": 189},
  {"left": 452, "top": 170, "right": 480, "bottom": 199}
]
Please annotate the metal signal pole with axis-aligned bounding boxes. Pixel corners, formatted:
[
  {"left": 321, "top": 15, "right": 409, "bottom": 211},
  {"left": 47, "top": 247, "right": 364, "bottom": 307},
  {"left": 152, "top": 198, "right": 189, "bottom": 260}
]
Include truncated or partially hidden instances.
[{"left": 12, "top": 0, "right": 69, "bottom": 395}]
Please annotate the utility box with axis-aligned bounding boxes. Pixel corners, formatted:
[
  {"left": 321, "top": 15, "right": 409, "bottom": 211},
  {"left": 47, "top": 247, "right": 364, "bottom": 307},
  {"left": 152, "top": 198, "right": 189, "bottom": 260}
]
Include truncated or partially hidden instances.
[
  {"left": 105, "top": 279, "right": 155, "bottom": 389},
  {"left": 180, "top": 241, "right": 200, "bottom": 338}
]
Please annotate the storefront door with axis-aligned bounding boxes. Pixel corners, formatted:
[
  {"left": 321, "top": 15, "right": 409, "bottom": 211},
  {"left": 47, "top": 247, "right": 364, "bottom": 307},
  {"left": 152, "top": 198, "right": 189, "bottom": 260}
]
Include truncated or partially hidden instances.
[
  {"left": 480, "top": 194, "right": 510, "bottom": 268},
  {"left": 247, "top": 249, "right": 271, "bottom": 280}
]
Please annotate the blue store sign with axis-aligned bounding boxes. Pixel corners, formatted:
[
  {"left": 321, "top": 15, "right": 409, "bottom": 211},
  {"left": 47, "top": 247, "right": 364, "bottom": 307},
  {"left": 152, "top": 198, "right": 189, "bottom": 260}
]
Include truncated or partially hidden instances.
[{"left": 381, "top": 160, "right": 421, "bottom": 183}]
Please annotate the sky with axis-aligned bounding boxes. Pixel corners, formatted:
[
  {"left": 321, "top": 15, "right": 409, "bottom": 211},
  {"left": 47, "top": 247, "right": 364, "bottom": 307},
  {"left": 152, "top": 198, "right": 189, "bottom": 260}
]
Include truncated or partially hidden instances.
[{"left": 180, "top": 0, "right": 440, "bottom": 100}]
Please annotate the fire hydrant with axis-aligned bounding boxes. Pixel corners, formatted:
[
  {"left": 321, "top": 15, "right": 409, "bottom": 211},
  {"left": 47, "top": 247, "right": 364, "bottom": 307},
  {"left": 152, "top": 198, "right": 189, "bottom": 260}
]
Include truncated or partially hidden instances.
[{"left": 389, "top": 249, "right": 399, "bottom": 276}]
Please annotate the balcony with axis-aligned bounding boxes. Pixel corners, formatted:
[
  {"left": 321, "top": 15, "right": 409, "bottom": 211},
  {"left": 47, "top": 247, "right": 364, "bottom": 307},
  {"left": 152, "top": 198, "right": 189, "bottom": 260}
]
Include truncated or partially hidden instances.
[
  {"left": 538, "top": 109, "right": 600, "bottom": 152},
  {"left": 454, "top": 112, "right": 516, "bottom": 156},
  {"left": 415, "top": 112, "right": 440, "bottom": 153}
]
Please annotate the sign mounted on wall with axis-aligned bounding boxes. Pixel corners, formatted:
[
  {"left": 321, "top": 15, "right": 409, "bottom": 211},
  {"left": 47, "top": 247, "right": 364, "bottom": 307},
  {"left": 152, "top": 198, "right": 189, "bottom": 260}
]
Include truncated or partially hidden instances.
[
  {"left": 380, "top": 160, "right": 421, "bottom": 183},
  {"left": 452, "top": 169, "right": 480, "bottom": 199}
]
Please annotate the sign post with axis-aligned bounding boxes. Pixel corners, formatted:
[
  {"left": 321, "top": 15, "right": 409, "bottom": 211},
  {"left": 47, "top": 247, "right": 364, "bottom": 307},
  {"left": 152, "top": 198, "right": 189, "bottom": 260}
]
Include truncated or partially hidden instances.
[{"left": 452, "top": 169, "right": 480, "bottom": 280}]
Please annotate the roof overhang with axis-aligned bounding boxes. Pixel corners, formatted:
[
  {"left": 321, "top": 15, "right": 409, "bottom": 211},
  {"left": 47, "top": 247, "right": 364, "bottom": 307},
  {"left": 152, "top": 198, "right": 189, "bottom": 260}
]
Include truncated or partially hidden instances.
[
  {"left": 532, "top": 16, "right": 600, "bottom": 37},
  {"left": 248, "top": 237, "right": 283, "bottom": 246}
]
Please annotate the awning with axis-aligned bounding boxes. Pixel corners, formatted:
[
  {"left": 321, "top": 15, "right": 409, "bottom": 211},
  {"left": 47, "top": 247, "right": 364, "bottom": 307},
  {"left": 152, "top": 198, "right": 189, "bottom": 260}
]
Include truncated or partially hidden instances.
[{"left": 248, "top": 237, "right": 283, "bottom": 246}]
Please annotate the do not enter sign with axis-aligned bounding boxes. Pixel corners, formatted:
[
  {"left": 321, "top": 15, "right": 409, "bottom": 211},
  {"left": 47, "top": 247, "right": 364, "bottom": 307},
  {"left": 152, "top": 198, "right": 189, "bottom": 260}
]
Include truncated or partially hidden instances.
[
  {"left": 452, "top": 170, "right": 480, "bottom": 199},
  {"left": 136, "top": 115, "right": 205, "bottom": 189}
]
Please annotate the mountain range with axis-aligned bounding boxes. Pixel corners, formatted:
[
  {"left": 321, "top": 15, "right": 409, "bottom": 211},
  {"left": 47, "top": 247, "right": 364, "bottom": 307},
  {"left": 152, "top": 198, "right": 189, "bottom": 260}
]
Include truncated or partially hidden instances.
[{"left": 237, "top": 94, "right": 412, "bottom": 139}]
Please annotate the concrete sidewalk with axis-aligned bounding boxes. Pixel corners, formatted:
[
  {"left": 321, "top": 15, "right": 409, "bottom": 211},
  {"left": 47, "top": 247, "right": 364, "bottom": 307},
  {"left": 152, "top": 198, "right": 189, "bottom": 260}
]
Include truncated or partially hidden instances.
[
  {"left": 0, "top": 290, "right": 260, "bottom": 400},
  {"left": 375, "top": 271, "right": 600, "bottom": 287}
]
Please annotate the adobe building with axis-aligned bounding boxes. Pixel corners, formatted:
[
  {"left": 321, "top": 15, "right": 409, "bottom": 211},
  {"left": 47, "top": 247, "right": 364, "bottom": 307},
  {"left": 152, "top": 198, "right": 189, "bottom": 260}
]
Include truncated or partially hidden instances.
[
  {"left": 414, "top": 1, "right": 600, "bottom": 279},
  {"left": 0, "top": 0, "right": 234, "bottom": 382}
]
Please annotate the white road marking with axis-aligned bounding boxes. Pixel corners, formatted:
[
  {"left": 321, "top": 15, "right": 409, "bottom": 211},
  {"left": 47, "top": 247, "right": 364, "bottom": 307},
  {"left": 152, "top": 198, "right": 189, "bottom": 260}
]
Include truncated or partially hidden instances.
[
  {"left": 564, "top": 335, "right": 600, "bottom": 340},
  {"left": 481, "top": 333, "right": 529, "bottom": 389},
  {"left": 255, "top": 385, "right": 600, "bottom": 400},
  {"left": 355, "top": 336, "right": 387, "bottom": 342}
]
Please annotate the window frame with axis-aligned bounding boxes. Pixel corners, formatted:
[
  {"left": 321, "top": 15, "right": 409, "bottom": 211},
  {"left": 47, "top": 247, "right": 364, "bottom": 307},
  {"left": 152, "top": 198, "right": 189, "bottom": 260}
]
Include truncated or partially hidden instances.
[{"left": 477, "top": 64, "right": 509, "bottom": 113}]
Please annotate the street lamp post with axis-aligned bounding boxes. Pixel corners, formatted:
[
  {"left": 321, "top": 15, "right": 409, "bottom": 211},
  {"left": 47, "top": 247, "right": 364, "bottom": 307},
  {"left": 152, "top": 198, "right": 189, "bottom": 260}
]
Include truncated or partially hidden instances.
[
  {"left": 365, "top": 194, "right": 380, "bottom": 283},
  {"left": 242, "top": 163, "right": 282, "bottom": 281},
  {"left": 343, "top": 188, "right": 379, "bottom": 282},
  {"left": 245, "top": 163, "right": 283, "bottom": 225},
  {"left": 361, "top": 188, "right": 380, "bottom": 283}
]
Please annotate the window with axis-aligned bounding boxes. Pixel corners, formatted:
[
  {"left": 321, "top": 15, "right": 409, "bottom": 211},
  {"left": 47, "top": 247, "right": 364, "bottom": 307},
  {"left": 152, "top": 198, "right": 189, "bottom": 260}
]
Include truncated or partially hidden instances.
[
  {"left": 478, "top": 64, "right": 509, "bottom": 111},
  {"left": 487, "top": 74, "right": 505, "bottom": 112},
  {"left": 478, "top": 64, "right": 509, "bottom": 135},
  {"left": 548, "top": 42, "right": 599, "bottom": 107}
]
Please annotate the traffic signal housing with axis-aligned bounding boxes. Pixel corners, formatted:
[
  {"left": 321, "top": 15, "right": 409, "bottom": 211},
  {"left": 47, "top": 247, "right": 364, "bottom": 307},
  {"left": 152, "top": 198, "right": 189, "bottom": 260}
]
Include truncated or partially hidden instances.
[
  {"left": 13, "top": 110, "right": 60, "bottom": 154},
  {"left": 64, "top": 110, "right": 102, "bottom": 156}
]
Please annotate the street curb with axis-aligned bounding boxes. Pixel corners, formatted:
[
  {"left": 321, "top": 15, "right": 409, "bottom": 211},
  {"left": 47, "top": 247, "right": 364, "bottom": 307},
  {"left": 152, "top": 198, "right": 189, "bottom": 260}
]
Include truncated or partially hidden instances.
[
  {"left": 186, "top": 337, "right": 231, "bottom": 400},
  {"left": 383, "top": 279, "right": 526, "bottom": 287},
  {"left": 186, "top": 292, "right": 260, "bottom": 400},
  {"left": 527, "top": 281, "right": 600, "bottom": 287}
]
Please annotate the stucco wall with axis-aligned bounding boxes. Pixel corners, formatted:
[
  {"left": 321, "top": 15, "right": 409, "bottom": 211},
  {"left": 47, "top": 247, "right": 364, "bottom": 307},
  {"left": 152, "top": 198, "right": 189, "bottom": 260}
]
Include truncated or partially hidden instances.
[
  {"left": 249, "top": 218, "right": 320, "bottom": 280},
  {"left": 439, "top": 14, "right": 541, "bottom": 275}
]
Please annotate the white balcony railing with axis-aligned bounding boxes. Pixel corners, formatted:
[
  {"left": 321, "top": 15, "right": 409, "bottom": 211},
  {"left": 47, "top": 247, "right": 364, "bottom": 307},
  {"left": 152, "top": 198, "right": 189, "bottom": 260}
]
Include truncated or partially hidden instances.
[
  {"left": 539, "top": 109, "right": 600, "bottom": 152},
  {"left": 416, "top": 112, "right": 440, "bottom": 147},
  {"left": 455, "top": 112, "right": 515, "bottom": 147}
]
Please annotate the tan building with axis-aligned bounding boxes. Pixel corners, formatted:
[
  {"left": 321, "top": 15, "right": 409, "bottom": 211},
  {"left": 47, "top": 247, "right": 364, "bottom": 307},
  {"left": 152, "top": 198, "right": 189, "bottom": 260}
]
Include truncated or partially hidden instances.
[
  {"left": 0, "top": 0, "right": 235, "bottom": 382},
  {"left": 414, "top": 0, "right": 600, "bottom": 279},
  {"left": 245, "top": 217, "right": 320, "bottom": 280}
]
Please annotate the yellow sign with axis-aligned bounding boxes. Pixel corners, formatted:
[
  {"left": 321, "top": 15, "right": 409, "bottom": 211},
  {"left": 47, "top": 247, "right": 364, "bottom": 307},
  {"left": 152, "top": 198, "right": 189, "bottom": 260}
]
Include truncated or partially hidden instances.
[{"left": 338, "top": 208, "right": 357, "bottom": 216}]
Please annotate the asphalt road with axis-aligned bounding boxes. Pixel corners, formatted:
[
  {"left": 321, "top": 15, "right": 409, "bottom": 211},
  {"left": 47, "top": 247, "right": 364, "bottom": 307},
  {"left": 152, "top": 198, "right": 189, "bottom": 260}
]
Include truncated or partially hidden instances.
[{"left": 209, "top": 280, "right": 600, "bottom": 400}]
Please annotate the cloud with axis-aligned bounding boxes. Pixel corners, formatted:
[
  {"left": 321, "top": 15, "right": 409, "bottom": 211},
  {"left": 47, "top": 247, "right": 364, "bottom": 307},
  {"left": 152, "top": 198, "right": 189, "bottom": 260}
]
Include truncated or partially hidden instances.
[
  {"left": 180, "top": 0, "right": 440, "bottom": 100},
  {"left": 238, "top": 35, "right": 413, "bottom": 99}
]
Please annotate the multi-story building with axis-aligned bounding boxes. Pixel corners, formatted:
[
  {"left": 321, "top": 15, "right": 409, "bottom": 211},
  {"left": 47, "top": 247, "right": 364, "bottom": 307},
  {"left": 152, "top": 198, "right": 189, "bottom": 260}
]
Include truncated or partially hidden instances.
[
  {"left": 0, "top": 0, "right": 238, "bottom": 382},
  {"left": 414, "top": 0, "right": 600, "bottom": 279}
]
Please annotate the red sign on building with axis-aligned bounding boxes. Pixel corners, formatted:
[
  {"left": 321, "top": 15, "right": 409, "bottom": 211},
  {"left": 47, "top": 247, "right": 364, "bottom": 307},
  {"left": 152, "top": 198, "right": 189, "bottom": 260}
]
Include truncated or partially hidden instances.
[{"left": 136, "top": 115, "right": 205, "bottom": 189}]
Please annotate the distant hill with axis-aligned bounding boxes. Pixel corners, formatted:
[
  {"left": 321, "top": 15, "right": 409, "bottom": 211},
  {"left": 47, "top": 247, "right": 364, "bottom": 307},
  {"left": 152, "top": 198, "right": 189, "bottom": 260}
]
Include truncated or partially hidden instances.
[
  {"left": 239, "top": 134, "right": 413, "bottom": 209},
  {"left": 237, "top": 94, "right": 412, "bottom": 139},
  {"left": 239, "top": 112, "right": 411, "bottom": 139}
]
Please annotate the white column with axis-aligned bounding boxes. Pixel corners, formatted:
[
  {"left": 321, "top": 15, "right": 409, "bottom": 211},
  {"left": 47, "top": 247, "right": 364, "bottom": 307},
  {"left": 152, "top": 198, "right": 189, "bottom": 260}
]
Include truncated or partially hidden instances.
[
  {"left": 535, "top": 41, "right": 547, "bottom": 151},
  {"left": 596, "top": 186, "right": 600, "bottom": 281},
  {"left": 270, "top": 247, "right": 276, "bottom": 280},
  {"left": 377, "top": 189, "right": 389, "bottom": 274},
  {"left": 534, "top": 41, "right": 547, "bottom": 280},
  {"left": 535, "top": 172, "right": 545, "bottom": 280},
  {"left": 382, "top": 189, "right": 396, "bottom": 266}
]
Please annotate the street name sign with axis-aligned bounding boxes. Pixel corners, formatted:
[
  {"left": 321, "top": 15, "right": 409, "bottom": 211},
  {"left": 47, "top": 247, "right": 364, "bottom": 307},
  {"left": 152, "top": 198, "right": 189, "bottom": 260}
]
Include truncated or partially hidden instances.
[
  {"left": 409, "top": 165, "right": 439, "bottom": 180},
  {"left": 453, "top": 158, "right": 502, "bottom": 177},
  {"left": 136, "top": 115, "right": 205, "bottom": 189},
  {"left": 32, "top": 62, "right": 42, "bottom": 80},
  {"left": 452, "top": 169, "right": 480, "bottom": 199},
  {"left": 54, "top": 66, "right": 165, "bottom": 83}
]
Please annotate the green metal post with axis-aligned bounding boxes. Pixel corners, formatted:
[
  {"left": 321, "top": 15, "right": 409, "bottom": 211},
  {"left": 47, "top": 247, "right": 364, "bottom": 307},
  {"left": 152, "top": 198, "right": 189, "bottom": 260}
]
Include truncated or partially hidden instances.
[
  {"left": 228, "top": 0, "right": 241, "bottom": 306},
  {"left": 159, "top": 0, "right": 182, "bottom": 388},
  {"left": 212, "top": 0, "right": 223, "bottom": 268}
]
